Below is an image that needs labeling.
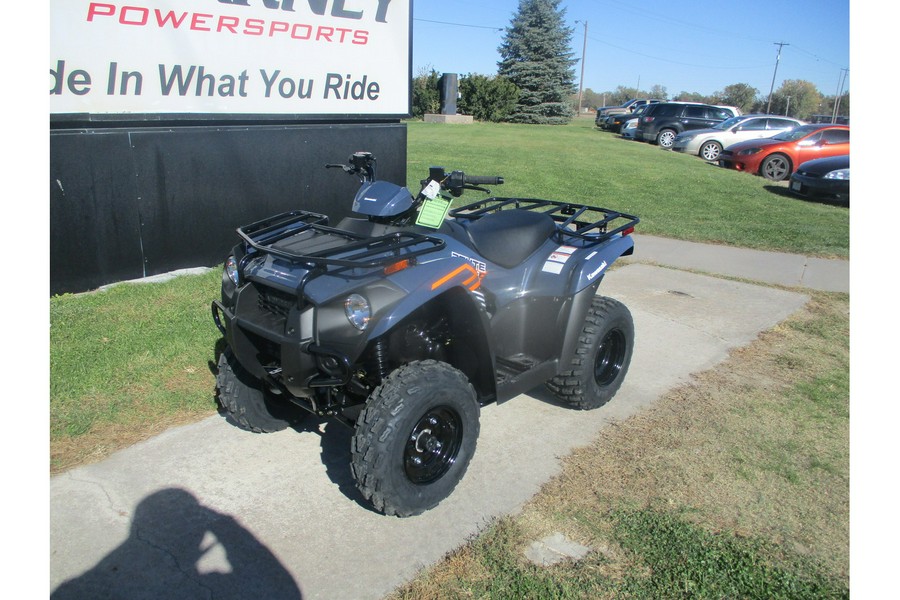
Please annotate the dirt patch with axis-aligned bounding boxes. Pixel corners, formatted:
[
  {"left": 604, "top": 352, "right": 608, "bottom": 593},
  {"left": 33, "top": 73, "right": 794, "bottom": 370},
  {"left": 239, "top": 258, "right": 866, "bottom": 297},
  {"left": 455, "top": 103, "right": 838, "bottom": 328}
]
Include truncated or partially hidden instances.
[{"left": 50, "top": 409, "right": 213, "bottom": 474}]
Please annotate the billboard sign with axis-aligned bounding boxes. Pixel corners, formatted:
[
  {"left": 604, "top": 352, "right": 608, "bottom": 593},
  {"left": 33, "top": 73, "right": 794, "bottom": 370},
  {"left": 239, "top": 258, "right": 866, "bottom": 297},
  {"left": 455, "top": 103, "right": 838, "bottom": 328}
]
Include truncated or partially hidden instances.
[{"left": 50, "top": 0, "right": 411, "bottom": 119}]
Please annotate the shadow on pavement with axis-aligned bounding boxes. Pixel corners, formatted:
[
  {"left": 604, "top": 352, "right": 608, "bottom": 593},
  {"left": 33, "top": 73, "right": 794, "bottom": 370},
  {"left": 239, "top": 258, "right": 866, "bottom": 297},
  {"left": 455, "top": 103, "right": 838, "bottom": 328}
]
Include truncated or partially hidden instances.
[{"left": 51, "top": 488, "right": 303, "bottom": 600}]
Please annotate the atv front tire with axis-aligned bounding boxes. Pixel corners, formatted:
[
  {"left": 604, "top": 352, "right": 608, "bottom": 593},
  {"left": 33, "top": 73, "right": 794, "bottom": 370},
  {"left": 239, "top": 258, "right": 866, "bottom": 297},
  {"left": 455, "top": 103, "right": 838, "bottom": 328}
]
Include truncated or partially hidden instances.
[
  {"left": 351, "top": 360, "right": 480, "bottom": 517},
  {"left": 216, "top": 348, "right": 304, "bottom": 433},
  {"left": 546, "top": 296, "right": 634, "bottom": 410}
]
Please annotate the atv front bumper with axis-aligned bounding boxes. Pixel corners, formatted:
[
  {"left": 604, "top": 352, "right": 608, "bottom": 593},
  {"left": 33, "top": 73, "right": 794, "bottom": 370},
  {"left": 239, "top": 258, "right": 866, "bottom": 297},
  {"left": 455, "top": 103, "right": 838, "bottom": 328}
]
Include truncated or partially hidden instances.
[{"left": 212, "top": 299, "right": 351, "bottom": 397}]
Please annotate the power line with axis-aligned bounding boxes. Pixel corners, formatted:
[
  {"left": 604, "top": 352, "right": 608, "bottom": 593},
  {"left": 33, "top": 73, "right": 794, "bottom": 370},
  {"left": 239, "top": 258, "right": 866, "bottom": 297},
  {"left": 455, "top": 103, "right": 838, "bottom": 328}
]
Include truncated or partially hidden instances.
[
  {"left": 588, "top": 0, "right": 773, "bottom": 45},
  {"left": 790, "top": 44, "right": 845, "bottom": 68},
  {"left": 586, "top": 35, "right": 769, "bottom": 70},
  {"left": 413, "top": 18, "right": 503, "bottom": 32}
]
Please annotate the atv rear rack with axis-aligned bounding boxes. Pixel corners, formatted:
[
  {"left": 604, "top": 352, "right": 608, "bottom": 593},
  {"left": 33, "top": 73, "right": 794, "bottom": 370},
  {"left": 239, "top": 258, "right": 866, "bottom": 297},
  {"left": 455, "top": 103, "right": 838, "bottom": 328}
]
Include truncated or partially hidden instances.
[
  {"left": 236, "top": 210, "right": 445, "bottom": 269},
  {"left": 450, "top": 198, "right": 639, "bottom": 245}
]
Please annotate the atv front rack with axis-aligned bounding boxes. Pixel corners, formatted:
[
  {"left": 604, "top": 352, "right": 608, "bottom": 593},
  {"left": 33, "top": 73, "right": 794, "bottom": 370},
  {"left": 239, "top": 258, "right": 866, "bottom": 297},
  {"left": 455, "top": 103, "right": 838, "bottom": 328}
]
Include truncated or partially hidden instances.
[
  {"left": 235, "top": 210, "right": 445, "bottom": 269},
  {"left": 450, "top": 198, "right": 639, "bottom": 245}
]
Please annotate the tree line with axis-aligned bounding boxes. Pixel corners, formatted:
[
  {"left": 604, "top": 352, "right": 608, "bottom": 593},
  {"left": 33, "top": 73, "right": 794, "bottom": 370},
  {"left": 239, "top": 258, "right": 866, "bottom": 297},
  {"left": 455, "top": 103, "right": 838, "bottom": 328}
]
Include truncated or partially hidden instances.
[
  {"left": 581, "top": 82, "right": 849, "bottom": 121},
  {"left": 413, "top": 70, "right": 849, "bottom": 124}
]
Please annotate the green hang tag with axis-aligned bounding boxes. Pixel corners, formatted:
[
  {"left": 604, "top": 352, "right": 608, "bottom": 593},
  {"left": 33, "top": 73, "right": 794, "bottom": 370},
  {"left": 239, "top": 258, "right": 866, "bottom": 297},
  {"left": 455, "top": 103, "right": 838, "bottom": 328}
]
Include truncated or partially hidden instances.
[{"left": 415, "top": 196, "right": 451, "bottom": 229}]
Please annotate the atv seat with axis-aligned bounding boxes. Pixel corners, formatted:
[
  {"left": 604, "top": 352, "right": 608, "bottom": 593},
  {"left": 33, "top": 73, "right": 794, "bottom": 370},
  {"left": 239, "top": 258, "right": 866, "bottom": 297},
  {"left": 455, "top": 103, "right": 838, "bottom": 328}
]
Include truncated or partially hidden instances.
[{"left": 464, "top": 210, "right": 557, "bottom": 269}]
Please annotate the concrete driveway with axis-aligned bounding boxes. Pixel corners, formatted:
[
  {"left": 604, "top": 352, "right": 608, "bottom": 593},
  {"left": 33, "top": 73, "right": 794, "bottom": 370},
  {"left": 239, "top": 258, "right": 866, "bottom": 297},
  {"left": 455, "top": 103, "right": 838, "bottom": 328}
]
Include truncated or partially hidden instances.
[{"left": 50, "top": 263, "right": 810, "bottom": 599}]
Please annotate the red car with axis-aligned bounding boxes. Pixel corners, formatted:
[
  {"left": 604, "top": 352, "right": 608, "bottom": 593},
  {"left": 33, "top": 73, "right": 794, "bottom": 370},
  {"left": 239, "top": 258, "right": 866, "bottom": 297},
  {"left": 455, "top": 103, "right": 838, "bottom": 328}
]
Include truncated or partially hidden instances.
[{"left": 718, "top": 124, "right": 850, "bottom": 181}]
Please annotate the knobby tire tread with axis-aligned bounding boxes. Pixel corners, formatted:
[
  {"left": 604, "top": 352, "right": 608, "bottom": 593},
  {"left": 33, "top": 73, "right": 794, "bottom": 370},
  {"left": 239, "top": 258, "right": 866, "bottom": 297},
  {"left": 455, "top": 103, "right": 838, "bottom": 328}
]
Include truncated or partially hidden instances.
[
  {"left": 351, "top": 360, "right": 478, "bottom": 517},
  {"left": 546, "top": 296, "right": 633, "bottom": 410}
]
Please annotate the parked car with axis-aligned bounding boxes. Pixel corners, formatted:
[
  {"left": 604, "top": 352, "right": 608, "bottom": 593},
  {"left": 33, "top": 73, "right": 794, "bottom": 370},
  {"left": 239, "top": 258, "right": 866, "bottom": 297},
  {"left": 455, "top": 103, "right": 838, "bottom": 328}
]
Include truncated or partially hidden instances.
[
  {"left": 713, "top": 105, "right": 743, "bottom": 117},
  {"left": 789, "top": 155, "right": 849, "bottom": 202},
  {"left": 718, "top": 124, "right": 850, "bottom": 181},
  {"left": 809, "top": 114, "right": 850, "bottom": 125},
  {"left": 604, "top": 104, "right": 652, "bottom": 132},
  {"left": 672, "top": 114, "right": 804, "bottom": 161},
  {"left": 635, "top": 102, "right": 739, "bottom": 149},
  {"left": 595, "top": 98, "right": 661, "bottom": 125},
  {"left": 620, "top": 117, "right": 640, "bottom": 140}
]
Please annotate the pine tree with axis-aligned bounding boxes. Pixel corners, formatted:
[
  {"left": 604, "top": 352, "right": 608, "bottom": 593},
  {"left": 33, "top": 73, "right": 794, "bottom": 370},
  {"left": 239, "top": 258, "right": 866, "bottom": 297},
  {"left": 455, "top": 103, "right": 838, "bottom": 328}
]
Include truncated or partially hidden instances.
[{"left": 498, "top": 0, "right": 577, "bottom": 124}]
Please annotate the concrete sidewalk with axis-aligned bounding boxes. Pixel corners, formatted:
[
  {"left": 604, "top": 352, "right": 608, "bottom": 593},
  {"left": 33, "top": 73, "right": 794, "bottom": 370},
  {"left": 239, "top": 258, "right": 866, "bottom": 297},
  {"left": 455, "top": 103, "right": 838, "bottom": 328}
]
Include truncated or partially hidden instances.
[
  {"left": 49, "top": 239, "right": 847, "bottom": 599},
  {"left": 625, "top": 234, "right": 849, "bottom": 293}
]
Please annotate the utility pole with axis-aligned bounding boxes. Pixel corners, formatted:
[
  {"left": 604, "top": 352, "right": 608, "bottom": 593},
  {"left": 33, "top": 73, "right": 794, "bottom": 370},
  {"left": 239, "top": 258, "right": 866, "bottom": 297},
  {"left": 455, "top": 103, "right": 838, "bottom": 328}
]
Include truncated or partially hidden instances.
[
  {"left": 575, "top": 20, "right": 588, "bottom": 114},
  {"left": 785, "top": 96, "right": 791, "bottom": 116},
  {"left": 832, "top": 67, "right": 849, "bottom": 123},
  {"left": 766, "top": 42, "right": 789, "bottom": 114}
]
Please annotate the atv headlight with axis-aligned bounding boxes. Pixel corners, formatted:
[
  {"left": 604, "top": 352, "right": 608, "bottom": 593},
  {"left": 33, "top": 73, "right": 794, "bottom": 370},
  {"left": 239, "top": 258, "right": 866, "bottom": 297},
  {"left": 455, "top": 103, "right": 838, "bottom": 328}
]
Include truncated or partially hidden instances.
[
  {"left": 344, "top": 294, "right": 371, "bottom": 331},
  {"left": 225, "top": 256, "right": 240, "bottom": 286}
]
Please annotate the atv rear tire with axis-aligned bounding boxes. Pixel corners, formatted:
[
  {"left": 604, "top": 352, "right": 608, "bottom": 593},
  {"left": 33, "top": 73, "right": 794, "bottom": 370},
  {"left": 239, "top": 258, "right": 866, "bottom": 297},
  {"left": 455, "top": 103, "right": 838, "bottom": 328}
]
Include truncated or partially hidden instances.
[
  {"left": 546, "top": 296, "right": 634, "bottom": 410},
  {"left": 216, "top": 349, "right": 304, "bottom": 433},
  {"left": 351, "top": 360, "right": 479, "bottom": 517}
]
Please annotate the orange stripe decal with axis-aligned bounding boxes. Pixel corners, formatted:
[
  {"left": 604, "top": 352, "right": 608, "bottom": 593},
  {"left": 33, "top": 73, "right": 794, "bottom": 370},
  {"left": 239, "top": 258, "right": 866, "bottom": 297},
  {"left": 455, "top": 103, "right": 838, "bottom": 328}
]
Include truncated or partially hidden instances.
[{"left": 431, "top": 263, "right": 484, "bottom": 291}]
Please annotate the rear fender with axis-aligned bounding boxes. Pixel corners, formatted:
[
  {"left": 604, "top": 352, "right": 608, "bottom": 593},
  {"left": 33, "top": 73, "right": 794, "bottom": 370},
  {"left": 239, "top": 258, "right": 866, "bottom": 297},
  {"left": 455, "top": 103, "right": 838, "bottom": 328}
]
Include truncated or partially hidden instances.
[
  {"left": 558, "top": 281, "right": 602, "bottom": 368},
  {"left": 568, "top": 234, "right": 634, "bottom": 295}
]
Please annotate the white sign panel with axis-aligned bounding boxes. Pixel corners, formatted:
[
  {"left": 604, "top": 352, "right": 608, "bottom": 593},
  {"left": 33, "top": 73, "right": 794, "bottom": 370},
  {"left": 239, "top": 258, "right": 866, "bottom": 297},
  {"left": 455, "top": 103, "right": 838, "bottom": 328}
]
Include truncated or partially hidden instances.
[{"left": 50, "top": 0, "right": 411, "bottom": 117}]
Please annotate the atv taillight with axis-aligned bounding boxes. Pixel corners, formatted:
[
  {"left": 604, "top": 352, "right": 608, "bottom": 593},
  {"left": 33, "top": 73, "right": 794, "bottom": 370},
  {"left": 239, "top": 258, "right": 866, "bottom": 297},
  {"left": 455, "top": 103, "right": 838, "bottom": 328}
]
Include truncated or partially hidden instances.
[
  {"left": 384, "top": 259, "right": 412, "bottom": 275},
  {"left": 622, "top": 227, "right": 635, "bottom": 236}
]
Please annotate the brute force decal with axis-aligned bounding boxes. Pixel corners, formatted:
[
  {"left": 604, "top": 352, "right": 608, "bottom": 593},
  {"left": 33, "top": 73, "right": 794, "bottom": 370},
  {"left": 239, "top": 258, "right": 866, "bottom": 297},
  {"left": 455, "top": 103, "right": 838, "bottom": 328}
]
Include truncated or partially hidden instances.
[{"left": 431, "top": 264, "right": 485, "bottom": 292}]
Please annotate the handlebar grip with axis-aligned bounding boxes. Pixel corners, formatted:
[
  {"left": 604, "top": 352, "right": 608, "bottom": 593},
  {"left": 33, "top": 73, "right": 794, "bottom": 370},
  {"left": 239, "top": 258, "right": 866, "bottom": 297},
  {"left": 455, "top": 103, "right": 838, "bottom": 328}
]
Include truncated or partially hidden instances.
[{"left": 465, "top": 175, "right": 504, "bottom": 186}]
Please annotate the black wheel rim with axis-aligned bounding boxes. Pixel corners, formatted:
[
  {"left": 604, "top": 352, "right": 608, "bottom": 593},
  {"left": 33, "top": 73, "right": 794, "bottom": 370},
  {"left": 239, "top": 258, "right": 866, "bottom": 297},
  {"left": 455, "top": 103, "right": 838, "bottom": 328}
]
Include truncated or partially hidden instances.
[
  {"left": 594, "top": 328, "right": 627, "bottom": 387},
  {"left": 404, "top": 406, "right": 463, "bottom": 485}
]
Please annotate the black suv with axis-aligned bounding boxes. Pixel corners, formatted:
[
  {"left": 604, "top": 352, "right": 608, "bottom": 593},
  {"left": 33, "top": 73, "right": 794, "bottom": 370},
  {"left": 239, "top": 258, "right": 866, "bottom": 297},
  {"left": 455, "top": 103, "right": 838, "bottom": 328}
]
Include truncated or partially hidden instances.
[{"left": 636, "top": 103, "right": 737, "bottom": 148}]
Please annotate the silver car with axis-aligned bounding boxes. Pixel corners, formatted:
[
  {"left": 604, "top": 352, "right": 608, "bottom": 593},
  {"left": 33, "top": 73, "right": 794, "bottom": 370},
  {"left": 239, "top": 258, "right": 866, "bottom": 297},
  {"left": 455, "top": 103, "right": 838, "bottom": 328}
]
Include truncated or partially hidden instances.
[{"left": 672, "top": 115, "right": 804, "bottom": 161}]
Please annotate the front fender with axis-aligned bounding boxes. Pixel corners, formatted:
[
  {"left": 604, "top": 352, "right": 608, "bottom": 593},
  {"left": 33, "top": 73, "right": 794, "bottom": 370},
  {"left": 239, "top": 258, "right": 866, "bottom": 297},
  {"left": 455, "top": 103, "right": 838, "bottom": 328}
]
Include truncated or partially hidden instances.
[{"left": 371, "top": 285, "right": 497, "bottom": 403}]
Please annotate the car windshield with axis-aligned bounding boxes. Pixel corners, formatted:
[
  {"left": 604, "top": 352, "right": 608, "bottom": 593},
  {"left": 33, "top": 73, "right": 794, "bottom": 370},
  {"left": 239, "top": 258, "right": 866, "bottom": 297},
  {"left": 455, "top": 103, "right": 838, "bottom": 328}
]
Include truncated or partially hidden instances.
[
  {"left": 713, "top": 116, "right": 747, "bottom": 130},
  {"left": 771, "top": 125, "right": 821, "bottom": 141}
]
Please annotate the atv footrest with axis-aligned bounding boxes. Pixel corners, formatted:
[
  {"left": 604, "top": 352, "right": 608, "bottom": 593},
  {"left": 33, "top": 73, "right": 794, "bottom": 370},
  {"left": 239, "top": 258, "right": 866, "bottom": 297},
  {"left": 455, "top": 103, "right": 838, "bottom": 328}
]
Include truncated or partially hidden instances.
[{"left": 495, "top": 354, "right": 539, "bottom": 385}]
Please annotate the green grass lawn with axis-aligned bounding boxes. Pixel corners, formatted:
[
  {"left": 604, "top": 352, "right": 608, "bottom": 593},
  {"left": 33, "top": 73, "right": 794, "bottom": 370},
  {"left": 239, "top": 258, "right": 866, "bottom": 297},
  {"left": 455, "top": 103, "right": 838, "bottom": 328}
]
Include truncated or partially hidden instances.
[
  {"left": 407, "top": 118, "right": 848, "bottom": 257},
  {"left": 50, "top": 269, "right": 224, "bottom": 471}
]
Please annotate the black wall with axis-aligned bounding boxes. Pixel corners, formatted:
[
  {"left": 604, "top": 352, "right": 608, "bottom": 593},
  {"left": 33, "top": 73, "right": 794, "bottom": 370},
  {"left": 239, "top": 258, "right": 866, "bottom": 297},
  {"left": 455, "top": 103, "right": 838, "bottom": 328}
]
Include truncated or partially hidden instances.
[{"left": 50, "top": 122, "right": 407, "bottom": 295}]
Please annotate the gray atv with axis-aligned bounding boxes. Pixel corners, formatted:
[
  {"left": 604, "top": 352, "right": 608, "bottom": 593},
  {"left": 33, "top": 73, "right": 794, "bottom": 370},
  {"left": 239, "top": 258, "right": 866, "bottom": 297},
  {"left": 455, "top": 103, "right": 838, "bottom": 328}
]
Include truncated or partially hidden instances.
[{"left": 212, "top": 152, "right": 638, "bottom": 517}]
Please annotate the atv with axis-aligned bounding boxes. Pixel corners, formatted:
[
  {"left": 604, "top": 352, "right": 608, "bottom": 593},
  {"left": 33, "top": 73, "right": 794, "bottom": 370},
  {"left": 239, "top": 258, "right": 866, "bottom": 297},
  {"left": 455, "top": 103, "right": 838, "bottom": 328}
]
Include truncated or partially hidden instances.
[{"left": 211, "top": 152, "right": 638, "bottom": 517}]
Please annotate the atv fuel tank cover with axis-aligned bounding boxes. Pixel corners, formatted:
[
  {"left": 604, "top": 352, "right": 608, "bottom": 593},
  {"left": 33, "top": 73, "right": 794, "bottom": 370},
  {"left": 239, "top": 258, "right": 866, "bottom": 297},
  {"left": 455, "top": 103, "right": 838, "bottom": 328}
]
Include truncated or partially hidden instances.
[{"left": 352, "top": 181, "right": 415, "bottom": 217}]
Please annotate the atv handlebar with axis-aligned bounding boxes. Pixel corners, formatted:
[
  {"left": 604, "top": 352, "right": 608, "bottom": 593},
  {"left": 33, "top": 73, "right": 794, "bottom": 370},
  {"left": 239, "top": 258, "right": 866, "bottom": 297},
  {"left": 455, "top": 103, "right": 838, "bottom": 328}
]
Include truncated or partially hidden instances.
[
  {"left": 326, "top": 153, "right": 503, "bottom": 201},
  {"left": 463, "top": 175, "right": 505, "bottom": 186},
  {"left": 325, "top": 152, "right": 377, "bottom": 183},
  {"left": 423, "top": 167, "right": 504, "bottom": 197}
]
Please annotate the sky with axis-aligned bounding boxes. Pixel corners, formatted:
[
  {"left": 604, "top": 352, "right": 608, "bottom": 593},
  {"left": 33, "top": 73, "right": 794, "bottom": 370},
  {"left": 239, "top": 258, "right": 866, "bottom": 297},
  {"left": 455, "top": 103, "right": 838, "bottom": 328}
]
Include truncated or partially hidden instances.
[{"left": 411, "top": 0, "right": 851, "bottom": 101}]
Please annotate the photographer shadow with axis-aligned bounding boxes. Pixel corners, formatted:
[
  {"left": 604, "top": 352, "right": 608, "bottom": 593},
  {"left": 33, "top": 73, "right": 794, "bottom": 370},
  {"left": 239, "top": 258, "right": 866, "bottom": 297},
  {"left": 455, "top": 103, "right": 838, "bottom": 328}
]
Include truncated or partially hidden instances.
[{"left": 52, "top": 488, "right": 302, "bottom": 600}]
